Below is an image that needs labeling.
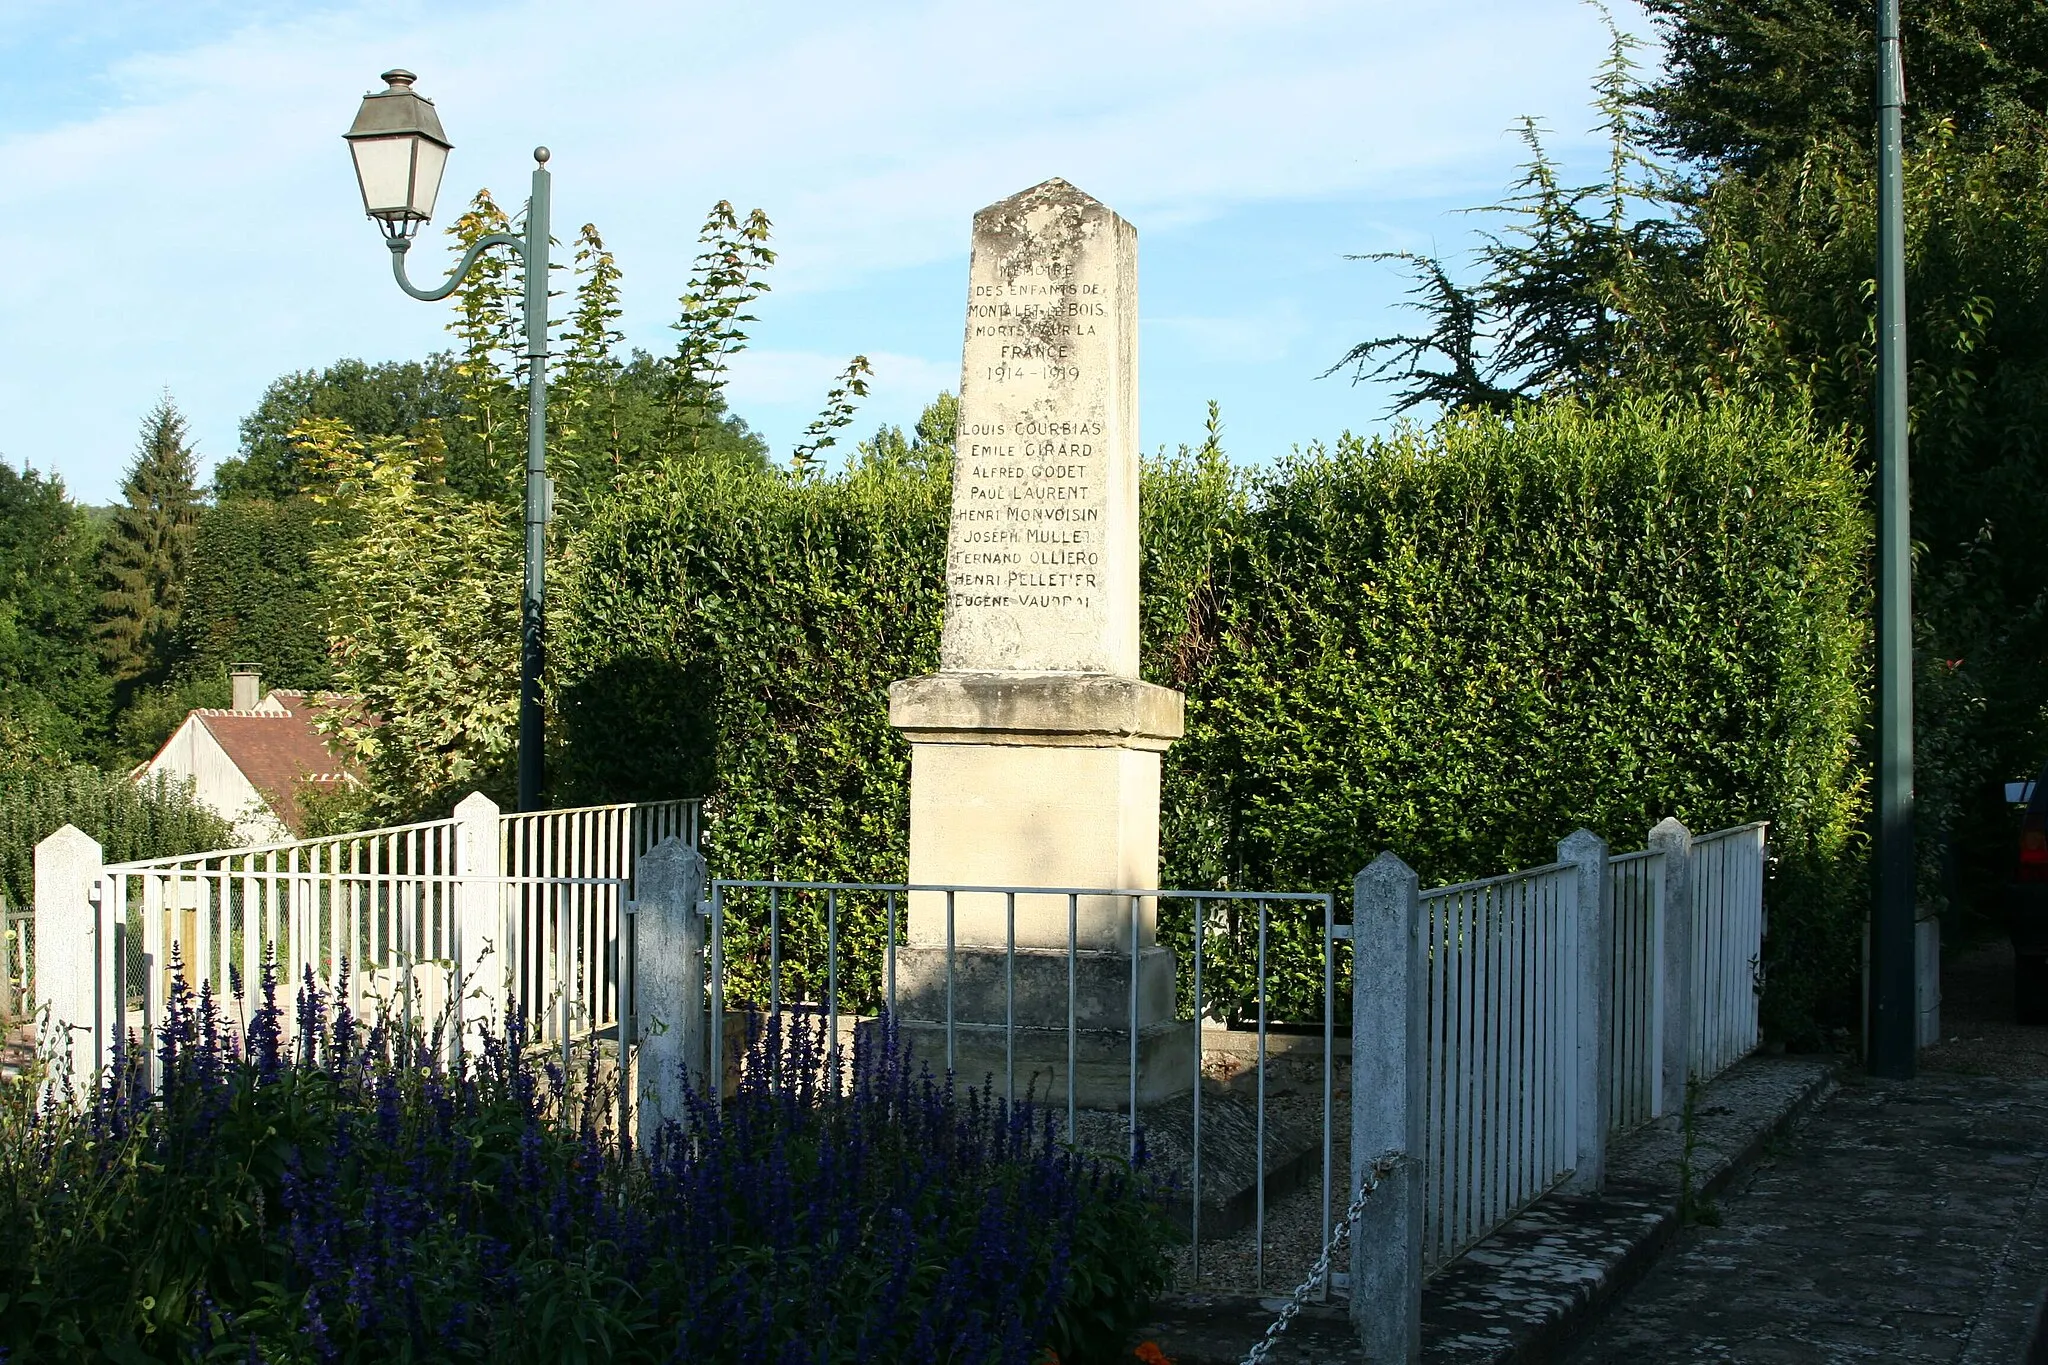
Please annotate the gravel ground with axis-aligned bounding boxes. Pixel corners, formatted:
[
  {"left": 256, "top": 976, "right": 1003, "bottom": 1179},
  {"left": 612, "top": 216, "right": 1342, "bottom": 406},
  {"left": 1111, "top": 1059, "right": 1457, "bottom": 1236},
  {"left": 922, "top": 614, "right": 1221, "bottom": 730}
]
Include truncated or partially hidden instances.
[
  {"left": 1919, "top": 936, "right": 2048, "bottom": 1079},
  {"left": 1160, "top": 1052, "right": 1353, "bottom": 1303},
  {"left": 1164, "top": 1126, "right": 1350, "bottom": 1303}
]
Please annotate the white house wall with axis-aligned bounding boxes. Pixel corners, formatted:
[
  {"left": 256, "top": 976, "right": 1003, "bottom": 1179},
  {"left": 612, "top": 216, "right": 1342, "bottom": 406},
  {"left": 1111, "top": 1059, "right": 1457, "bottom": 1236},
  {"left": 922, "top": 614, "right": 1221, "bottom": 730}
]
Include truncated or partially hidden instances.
[{"left": 143, "top": 717, "right": 290, "bottom": 845}]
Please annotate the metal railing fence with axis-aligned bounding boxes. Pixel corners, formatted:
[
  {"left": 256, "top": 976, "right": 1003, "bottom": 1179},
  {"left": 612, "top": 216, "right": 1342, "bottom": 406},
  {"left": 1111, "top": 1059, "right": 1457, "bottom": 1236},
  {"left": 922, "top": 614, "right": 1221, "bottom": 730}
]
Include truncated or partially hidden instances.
[
  {"left": 3, "top": 899, "right": 28, "bottom": 1023},
  {"left": 78, "top": 795, "right": 699, "bottom": 1092},
  {"left": 1353, "top": 816, "right": 1770, "bottom": 1359},
  {"left": 500, "top": 799, "right": 699, "bottom": 1049},
  {"left": 36, "top": 800, "right": 1769, "bottom": 1342},
  {"left": 101, "top": 816, "right": 463, "bottom": 1049},
  {"left": 705, "top": 878, "right": 1336, "bottom": 1294}
]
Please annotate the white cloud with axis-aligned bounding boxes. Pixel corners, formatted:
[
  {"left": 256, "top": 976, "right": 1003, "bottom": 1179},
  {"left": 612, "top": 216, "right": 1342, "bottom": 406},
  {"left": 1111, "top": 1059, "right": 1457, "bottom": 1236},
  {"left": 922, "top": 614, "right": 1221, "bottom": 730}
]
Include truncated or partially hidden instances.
[{"left": 0, "top": 0, "right": 1647, "bottom": 498}]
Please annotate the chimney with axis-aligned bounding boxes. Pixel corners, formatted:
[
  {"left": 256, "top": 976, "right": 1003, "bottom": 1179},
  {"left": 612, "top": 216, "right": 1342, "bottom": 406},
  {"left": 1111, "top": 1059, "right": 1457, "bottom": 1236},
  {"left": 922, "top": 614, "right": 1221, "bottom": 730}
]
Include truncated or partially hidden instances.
[{"left": 229, "top": 664, "right": 262, "bottom": 711}]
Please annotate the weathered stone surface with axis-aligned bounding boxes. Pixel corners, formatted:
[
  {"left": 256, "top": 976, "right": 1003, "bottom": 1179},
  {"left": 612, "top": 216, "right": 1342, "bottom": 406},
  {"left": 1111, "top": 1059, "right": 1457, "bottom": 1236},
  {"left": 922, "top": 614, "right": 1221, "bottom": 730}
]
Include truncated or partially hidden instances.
[
  {"left": 895, "top": 1016, "right": 1195, "bottom": 1110},
  {"left": 451, "top": 790, "right": 504, "bottom": 1051},
  {"left": 33, "top": 823, "right": 107, "bottom": 1095},
  {"left": 893, "top": 943, "right": 1177, "bottom": 1030},
  {"left": 633, "top": 837, "right": 708, "bottom": 1141},
  {"left": 904, "top": 727, "right": 1168, "bottom": 949},
  {"left": 888, "top": 671, "right": 1182, "bottom": 747},
  {"left": 1075, "top": 1089, "right": 1326, "bottom": 1239},
  {"left": 942, "top": 178, "right": 1138, "bottom": 676},
  {"left": 890, "top": 180, "right": 1187, "bottom": 1102}
]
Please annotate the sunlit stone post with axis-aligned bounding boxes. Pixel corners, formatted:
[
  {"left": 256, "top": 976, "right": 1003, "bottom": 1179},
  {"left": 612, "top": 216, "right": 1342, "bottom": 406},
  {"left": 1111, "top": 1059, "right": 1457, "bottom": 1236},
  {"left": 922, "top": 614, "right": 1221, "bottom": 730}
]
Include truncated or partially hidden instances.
[{"left": 889, "top": 179, "right": 1190, "bottom": 1107}]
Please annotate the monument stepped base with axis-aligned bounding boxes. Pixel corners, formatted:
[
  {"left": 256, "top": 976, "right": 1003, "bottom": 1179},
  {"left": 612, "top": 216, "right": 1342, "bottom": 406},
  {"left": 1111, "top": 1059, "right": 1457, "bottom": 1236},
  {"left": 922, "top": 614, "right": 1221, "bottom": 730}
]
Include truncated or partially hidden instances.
[
  {"left": 894, "top": 1018, "right": 1196, "bottom": 1110},
  {"left": 893, "top": 943, "right": 1178, "bottom": 1031}
]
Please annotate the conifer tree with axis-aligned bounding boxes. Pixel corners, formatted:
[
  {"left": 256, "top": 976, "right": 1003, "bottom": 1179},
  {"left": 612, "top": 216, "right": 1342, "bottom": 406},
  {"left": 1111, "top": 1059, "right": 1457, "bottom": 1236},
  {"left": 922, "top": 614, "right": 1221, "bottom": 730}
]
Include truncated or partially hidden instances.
[{"left": 98, "top": 395, "right": 203, "bottom": 684}]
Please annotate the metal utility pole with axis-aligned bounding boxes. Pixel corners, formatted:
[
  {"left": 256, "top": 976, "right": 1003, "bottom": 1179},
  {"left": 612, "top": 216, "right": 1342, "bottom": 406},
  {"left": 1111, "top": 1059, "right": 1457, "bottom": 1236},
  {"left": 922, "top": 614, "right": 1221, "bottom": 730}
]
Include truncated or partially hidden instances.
[{"left": 1869, "top": 0, "right": 1917, "bottom": 1078}]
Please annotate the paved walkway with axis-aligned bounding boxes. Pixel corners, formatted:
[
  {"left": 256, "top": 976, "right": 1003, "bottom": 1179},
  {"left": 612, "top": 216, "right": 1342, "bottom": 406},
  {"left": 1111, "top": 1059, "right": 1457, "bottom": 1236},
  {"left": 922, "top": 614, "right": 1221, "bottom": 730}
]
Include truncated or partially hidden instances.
[{"left": 1571, "top": 943, "right": 2048, "bottom": 1365}]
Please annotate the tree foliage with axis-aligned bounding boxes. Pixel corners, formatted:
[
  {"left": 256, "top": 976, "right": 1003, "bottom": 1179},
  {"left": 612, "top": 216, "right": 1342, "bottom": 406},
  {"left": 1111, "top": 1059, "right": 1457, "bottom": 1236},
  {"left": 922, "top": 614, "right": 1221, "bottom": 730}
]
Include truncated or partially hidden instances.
[
  {"left": 214, "top": 357, "right": 465, "bottom": 502},
  {"left": 1636, "top": 0, "right": 2048, "bottom": 172},
  {"left": 104, "top": 671, "right": 230, "bottom": 774},
  {"left": 298, "top": 418, "right": 523, "bottom": 819},
  {"left": 0, "top": 465, "right": 108, "bottom": 764},
  {"left": 1338, "top": 2, "right": 2048, "bottom": 929},
  {"left": 308, "top": 199, "right": 870, "bottom": 817},
  {"left": 669, "top": 202, "right": 777, "bottom": 461},
  {"left": 179, "top": 497, "right": 337, "bottom": 691},
  {"left": 96, "top": 397, "right": 203, "bottom": 688}
]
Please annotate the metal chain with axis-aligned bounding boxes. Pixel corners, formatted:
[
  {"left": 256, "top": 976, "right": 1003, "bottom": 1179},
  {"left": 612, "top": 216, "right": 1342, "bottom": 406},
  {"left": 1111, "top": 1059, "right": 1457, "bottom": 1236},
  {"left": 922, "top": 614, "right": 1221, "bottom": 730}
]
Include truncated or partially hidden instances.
[{"left": 1240, "top": 1154, "right": 1400, "bottom": 1365}]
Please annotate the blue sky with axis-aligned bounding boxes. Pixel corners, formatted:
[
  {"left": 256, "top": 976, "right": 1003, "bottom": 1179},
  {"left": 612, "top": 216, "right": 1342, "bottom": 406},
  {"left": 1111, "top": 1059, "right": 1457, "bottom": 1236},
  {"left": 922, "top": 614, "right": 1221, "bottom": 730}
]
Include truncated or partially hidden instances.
[{"left": 0, "top": 0, "right": 1657, "bottom": 503}]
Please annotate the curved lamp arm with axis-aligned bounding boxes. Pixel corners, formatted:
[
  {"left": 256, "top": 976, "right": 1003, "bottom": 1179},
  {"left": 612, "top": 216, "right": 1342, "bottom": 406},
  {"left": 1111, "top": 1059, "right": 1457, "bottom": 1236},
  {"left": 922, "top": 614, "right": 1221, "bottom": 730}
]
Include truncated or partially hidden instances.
[{"left": 386, "top": 231, "right": 526, "bottom": 302}]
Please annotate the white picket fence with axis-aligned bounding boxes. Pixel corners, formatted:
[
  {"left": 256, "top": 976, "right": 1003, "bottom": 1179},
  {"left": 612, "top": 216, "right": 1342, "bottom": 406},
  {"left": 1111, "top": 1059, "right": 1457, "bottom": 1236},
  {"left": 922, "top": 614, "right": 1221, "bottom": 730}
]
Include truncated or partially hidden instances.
[
  {"left": 30, "top": 794, "right": 699, "bottom": 1093},
  {"left": 30, "top": 794, "right": 1766, "bottom": 1362},
  {"left": 1416, "top": 858, "right": 1582, "bottom": 1269},
  {"left": 1607, "top": 848, "right": 1664, "bottom": 1133},
  {"left": 1689, "top": 822, "right": 1768, "bottom": 1076},
  {"left": 1352, "top": 816, "right": 1769, "bottom": 1357}
]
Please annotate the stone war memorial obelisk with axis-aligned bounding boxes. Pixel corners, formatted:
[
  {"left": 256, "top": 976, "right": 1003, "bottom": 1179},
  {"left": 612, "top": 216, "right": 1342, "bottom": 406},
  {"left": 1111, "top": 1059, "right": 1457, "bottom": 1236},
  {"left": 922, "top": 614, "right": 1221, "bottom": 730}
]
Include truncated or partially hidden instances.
[{"left": 889, "top": 178, "right": 1191, "bottom": 1107}]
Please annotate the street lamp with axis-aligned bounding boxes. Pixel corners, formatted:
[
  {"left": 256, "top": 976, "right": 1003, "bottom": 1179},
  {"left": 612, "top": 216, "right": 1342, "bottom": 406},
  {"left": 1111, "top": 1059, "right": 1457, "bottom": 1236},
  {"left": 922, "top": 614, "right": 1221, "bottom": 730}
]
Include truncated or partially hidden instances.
[{"left": 345, "top": 69, "right": 552, "bottom": 813}]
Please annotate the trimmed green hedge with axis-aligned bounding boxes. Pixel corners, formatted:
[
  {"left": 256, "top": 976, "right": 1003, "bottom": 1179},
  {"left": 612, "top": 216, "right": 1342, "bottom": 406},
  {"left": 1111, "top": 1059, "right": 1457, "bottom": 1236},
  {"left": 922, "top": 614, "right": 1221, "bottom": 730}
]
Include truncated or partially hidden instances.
[
  {"left": 553, "top": 397, "right": 1866, "bottom": 1038},
  {"left": 1148, "top": 399, "right": 1866, "bottom": 1035},
  {"left": 0, "top": 765, "right": 235, "bottom": 913}
]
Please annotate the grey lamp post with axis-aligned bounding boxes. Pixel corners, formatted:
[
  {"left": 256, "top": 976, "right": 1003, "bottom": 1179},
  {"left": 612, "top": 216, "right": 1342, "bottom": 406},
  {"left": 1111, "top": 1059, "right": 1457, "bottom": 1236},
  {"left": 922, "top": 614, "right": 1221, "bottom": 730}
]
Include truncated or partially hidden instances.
[
  {"left": 345, "top": 69, "right": 550, "bottom": 813},
  {"left": 1869, "top": 0, "right": 1916, "bottom": 1077}
]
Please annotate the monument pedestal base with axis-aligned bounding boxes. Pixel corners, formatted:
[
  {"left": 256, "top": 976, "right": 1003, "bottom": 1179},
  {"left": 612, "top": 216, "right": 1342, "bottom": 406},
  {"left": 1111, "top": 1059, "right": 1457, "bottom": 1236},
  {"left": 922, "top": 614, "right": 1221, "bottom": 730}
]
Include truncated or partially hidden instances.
[
  {"left": 889, "top": 672, "right": 1190, "bottom": 1107},
  {"left": 889, "top": 672, "right": 1185, "bottom": 944},
  {"left": 894, "top": 944, "right": 1177, "bottom": 1028},
  {"left": 892, "top": 943, "right": 1194, "bottom": 1107}
]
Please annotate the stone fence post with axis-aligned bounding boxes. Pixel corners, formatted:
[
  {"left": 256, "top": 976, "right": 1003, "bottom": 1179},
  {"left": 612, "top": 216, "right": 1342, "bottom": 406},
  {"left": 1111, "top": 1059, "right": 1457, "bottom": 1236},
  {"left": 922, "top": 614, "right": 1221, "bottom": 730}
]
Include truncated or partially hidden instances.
[
  {"left": 452, "top": 791, "right": 505, "bottom": 1060},
  {"left": 1351, "top": 851, "right": 1424, "bottom": 1363},
  {"left": 1648, "top": 817, "right": 1694, "bottom": 1115},
  {"left": 34, "top": 824, "right": 108, "bottom": 1097},
  {"left": 1558, "top": 829, "right": 1611, "bottom": 1193},
  {"left": 633, "top": 837, "right": 708, "bottom": 1147}
]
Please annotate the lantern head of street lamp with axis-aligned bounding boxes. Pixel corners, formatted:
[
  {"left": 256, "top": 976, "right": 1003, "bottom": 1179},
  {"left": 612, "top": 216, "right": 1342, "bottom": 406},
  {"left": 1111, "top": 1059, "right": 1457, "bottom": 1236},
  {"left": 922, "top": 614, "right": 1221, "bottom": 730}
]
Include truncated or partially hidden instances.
[{"left": 344, "top": 69, "right": 451, "bottom": 240}]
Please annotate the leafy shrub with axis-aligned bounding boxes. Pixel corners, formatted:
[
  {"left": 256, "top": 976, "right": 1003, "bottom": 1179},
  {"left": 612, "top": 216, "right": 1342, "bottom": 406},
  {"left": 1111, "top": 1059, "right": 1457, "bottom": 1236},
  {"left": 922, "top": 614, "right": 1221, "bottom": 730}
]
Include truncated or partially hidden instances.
[
  {"left": 0, "top": 968, "right": 1171, "bottom": 1363},
  {"left": 104, "top": 670, "right": 231, "bottom": 772},
  {"left": 552, "top": 453, "right": 949, "bottom": 1008}
]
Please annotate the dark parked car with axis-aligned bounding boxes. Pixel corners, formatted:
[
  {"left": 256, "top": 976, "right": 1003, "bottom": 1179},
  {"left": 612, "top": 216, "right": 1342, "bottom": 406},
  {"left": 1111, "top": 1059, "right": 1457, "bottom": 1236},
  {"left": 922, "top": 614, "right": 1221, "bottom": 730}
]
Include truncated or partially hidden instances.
[{"left": 2009, "top": 761, "right": 2048, "bottom": 1024}]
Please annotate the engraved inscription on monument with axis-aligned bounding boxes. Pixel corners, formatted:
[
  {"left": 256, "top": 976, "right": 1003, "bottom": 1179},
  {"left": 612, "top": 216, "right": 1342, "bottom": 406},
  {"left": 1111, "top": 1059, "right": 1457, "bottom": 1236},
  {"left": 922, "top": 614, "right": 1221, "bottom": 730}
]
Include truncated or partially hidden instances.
[{"left": 941, "top": 178, "right": 1139, "bottom": 676}]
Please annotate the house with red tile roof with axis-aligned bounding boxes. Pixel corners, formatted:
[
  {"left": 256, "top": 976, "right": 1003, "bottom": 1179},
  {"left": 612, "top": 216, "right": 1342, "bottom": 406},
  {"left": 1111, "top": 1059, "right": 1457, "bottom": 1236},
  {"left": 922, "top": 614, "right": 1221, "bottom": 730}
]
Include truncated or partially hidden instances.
[{"left": 132, "top": 666, "right": 365, "bottom": 843}]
